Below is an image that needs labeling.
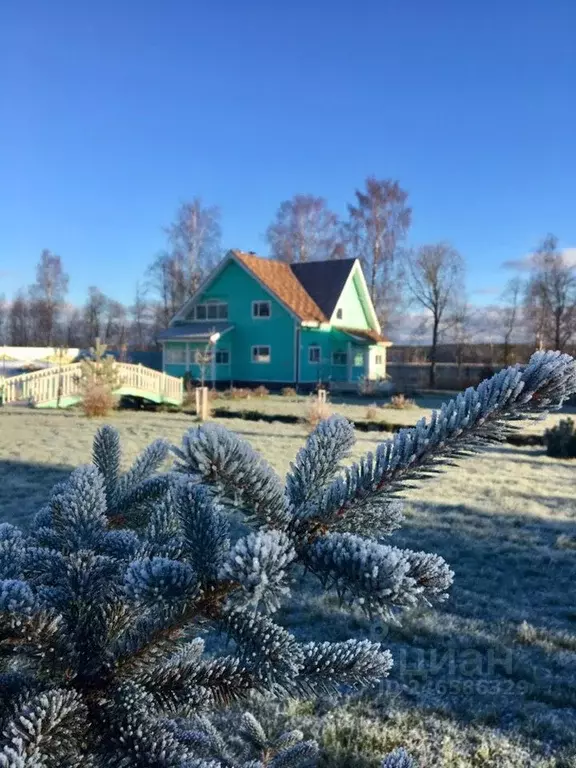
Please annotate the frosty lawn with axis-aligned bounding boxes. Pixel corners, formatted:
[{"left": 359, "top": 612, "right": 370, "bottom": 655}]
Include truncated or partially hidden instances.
[{"left": 0, "top": 407, "right": 575, "bottom": 765}]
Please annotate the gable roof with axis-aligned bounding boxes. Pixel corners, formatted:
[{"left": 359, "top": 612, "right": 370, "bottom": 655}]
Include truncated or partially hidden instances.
[
  {"left": 290, "top": 258, "right": 356, "bottom": 319},
  {"left": 171, "top": 249, "right": 388, "bottom": 342},
  {"left": 233, "top": 250, "right": 325, "bottom": 322}
]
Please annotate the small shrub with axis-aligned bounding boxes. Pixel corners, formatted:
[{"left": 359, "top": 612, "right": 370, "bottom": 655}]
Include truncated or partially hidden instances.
[
  {"left": 182, "top": 380, "right": 196, "bottom": 409},
  {"left": 544, "top": 417, "right": 576, "bottom": 458},
  {"left": 386, "top": 393, "right": 414, "bottom": 410},
  {"left": 81, "top": 381, "right": 117, "bottom": 417},
  {"left": 305, "top": 398, "right": 332, "bottom": 430},
  {"left": 79, "top": 339, "right": 120, "bottom": 417},
  {"left": 227, "top": 387, "right": 252, "bottom": 400},
  {"left": 253, "top": 385, "right": 269, "bottom": 398},
  {"left": 366, "top": 403, "right": 379, "bottom": 421},
  {"left": 282, "top": 386, "right": 298, "bottom": 398}
]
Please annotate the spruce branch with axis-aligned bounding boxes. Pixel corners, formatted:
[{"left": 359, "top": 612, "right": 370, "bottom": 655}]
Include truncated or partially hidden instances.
[
  {"left": 220, "top": 531, "right": 295, "bottom": 613},
  {"left": 307, "top": 351, "right": 576, "bottom": 533},
  {"left": 172, "top": 424, "right": 290, "bottom": 529},
  {"left": 304, "top": 533, "right": 453, "bottom": 618},
  {"left": 286, "top": 415, "right": 355, "bottom": 510},
  {"left": 176, "top": 482, "right": 230, "bottom": 583},
  {"left": 92, "top": 424, "right": 121, "bottom": 511},
  {"left": 381, "top": 748, "right": 415, "bottom": 768},
  {"left": 298, "top": 639, "right": 393, "bottom": 695}
]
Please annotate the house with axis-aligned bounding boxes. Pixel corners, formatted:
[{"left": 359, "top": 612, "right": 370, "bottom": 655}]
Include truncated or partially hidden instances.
[{"left": 158, "top": 250, "right": 392, "bottom": 389}]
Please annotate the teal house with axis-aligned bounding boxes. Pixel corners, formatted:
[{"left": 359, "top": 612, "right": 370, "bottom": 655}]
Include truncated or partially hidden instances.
[{"left": 158, "top": 250, "right": 391, "bottom": 388}]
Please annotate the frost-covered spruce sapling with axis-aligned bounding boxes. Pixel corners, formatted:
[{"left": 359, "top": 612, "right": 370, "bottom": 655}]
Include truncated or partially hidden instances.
[{"left": 0, "top": 350, "right": 574, "bottom": 767}]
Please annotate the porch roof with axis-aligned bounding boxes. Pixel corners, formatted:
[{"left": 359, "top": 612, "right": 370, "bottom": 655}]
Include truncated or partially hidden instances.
[
  {"left": 339, "top": 327, "right": 391, "bottom": 345},
  {"left": 157, "top": 322, "right": 234, "bottom": 342}
]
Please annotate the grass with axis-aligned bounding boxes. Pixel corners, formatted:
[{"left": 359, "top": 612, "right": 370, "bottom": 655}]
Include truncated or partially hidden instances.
[{"left": 0, "top": 406, "right": 575, "bottom": 765}]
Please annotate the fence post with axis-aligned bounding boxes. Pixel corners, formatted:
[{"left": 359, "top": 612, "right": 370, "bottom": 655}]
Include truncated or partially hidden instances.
[
  {"left": 317, "top": 388, "right": 327, "bottom": 404},
  {"left": 197, "top": 386, "right": 209, "bottom": 421}
]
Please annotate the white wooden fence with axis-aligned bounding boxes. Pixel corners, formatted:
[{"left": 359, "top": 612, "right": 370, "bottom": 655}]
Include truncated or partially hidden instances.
[{"left": 0, "top": 363, "right": 183, "bottom": 407}]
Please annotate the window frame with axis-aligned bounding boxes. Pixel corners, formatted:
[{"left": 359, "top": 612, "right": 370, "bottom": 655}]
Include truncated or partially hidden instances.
[
  {"left": 165, "top": 345, "right": 186, "bottom": 365},
  {"left": 336, "top": 308, "right": 343, "bottom": 320},
  {"left": 252, "top": 300, "right": 271, "bottom": 319},
  {"left": 375, "top": 354, "right": 383, "bottom": 365},
  {"left": 215, "top": 349, "right": 230, "bottom": 365},
  {"left": 332, "top": 351, "right": 348, "bottom": 366},
  {"left": 353, "top": 352, "right": 364, "bottom": 367},
  {"left": 189, "top": 301, "right": 228, "bottom": 321},
  {"left": 251, "top": 345, "right": 271, "bottom": 364},
  {"left": 308, "top": 345, "right": 321, "bottom": 364}
]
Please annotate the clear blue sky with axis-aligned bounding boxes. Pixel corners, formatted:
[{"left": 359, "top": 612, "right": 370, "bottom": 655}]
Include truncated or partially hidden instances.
[{"left": 1, "top": 0, "right": 575, "bottom": 305}]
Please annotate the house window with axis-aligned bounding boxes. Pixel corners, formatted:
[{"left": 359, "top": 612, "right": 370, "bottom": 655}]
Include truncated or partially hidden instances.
[
  {"left": 165, "top": 345, "right": 186, "bottom": 364},
  {"left": 332, "top": 351, "right": 347, "bottom": 366},
  {"left": 375, "top": 355, "right": 383, "bottom": 365},
  {"left": 336, "top": 308, "right": 343, "bottom": 320},
  {"left": 191, "top": 301, "right": 228, "bottom": 321},
  {"left": 353, "top": 352, "right": 364, "bottom": 367},
  {"left": 308, "top": 345, "right": 321, "bottom": 364},
  {"left": 252, "top": 301, "right": 271, "bottom": 318},
  {"left": 215, "top": 349, "right": 229, "bottom": 365},
  {"left": 252, "top": 345, "right": 271, "bottom": 363}
]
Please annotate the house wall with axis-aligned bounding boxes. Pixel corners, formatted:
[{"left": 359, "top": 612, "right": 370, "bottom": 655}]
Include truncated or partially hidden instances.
[
  {"left": 165, "top": 260, "right": 296, "bottom": 383},
  {"left": 299, "top": 328, "right": 369, "bottom": 384},
  {"left": 331, "top": 271, "right": 371, "bottom": 330}
]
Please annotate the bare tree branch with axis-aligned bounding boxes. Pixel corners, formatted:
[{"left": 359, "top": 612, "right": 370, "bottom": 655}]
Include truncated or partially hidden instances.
[
  {"left": 266, "top": 195, "right": 344, "bottom": 263},
  {"left": 405, "top": 243, "right": 465, "bottom": 387}
]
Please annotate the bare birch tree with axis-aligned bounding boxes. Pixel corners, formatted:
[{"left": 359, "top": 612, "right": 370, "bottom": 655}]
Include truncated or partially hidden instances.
[
  {"left": 0, "top": 294, "right": 6, "bottom": 345},
  {"left": 524, "top": 235, "right": 576, "bottom": 351},
  {"left": 499, "top": 276, "right": 523, "bottom": 364},
  {"left": 406, "top": 243, "right": 465, "bottom": 387},
  {"left": 9, "top": 291, "right": 31, "bottom": 346},
  {"left": 147, "top": 199, "right": 222, "bottom": 325},
  {"left": 345, "top": 177, "right": 411, "bottom": 332},
  {"left": 29, "top": 249, "right": 69, "bottom": 345},
  {"left": 266, "top": 194, "right": 344, "bottom": 262},
  {"left": 164, "top": 198, "right": 222, "bottom": 296}
]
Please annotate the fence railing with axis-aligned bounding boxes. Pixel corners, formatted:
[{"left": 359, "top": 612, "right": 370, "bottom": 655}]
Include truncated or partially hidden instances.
[{"left": 0, "top": 363, "right": 183, "bottom": 406}]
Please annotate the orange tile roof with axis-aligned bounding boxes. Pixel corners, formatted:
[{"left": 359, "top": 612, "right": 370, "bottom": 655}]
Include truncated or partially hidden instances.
[{"left": 232, "top": 250, "right": 326, "bottom": 322}]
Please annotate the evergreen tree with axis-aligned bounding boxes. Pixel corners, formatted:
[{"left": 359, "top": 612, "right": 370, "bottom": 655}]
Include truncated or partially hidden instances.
[{"left": 0, "top": 350, "right": 574, "bottom": 766}]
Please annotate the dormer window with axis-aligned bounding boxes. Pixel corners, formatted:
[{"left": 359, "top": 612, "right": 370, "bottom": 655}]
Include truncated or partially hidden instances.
[{"left": 336, "top": 308, "right": 343, "bottom": 320}]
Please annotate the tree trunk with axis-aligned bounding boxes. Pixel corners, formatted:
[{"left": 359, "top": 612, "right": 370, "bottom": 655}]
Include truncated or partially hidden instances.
[{"left": 429, "top": 316, "right": 439, "bottom": 388}]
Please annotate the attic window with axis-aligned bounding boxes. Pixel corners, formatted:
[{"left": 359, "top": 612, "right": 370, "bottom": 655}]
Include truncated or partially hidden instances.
[
  {"left": 191, "top": 302, "right": 228, "bottom": 321},
  {"left": 252, "top": 301, "right": 271, "bottom": 318},
  {"left": 336, "top": 308, "right": 343, "bottom": 320}
]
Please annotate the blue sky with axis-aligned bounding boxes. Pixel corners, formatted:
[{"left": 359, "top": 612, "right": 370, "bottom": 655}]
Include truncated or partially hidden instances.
[{"left": 1, "top": 0, "right": 575, "bottom": 305}]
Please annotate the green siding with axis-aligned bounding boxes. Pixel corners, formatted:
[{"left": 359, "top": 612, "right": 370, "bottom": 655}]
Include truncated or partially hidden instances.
[
  {"left": 163, "top": 256, "right": 384, "bottom": 386},
  {"left": 331, "top": 272, "right": 370, "bottom": 329},
  {"left": 175, "top": 260, "right": 297, "bottom": 383},
  {"left": 299, "top": 328, "right": 369, "bottom": 384}
]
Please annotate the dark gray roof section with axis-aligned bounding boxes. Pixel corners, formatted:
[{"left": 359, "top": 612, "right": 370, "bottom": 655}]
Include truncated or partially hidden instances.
[
  {"left": 157, "top": 322, "right": 234, "bottom": 341},
  {"left": 290, "top": 259, "right": 356, "bottom": 319}
]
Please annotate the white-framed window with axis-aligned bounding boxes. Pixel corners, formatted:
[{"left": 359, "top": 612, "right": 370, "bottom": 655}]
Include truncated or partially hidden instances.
[
  {"left": 336, "top": 308, "right": 343, "bottom": 320},
  {"left": 190, "top": 301, "right": 228, "bottom": 321},
  {"left": 252, "top": 300, "right": 271, "bottom": 318},
  {"left": 308, "top": 345, "right": 321, "bottom": 364},
  {"left": 165, "top": 345, "right": 186, "bottom": 364},
  {"left": 252, "top": 345, "right": 271, "bottom": 363},
  {"left": 353, "top": 352, "right": 364, "bottom": 367},
  {"left": 332, "top": 351, "right": 347, "bottom": 366},
  {"left": 375, "top": 354, "right": 383, "bottom": 365},
  {"left": 215, "top": 349, "right": 229, "bottom": 365}
]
